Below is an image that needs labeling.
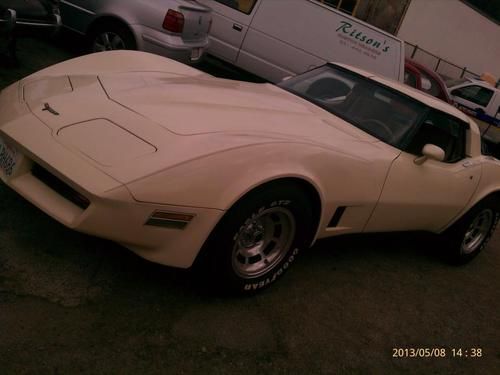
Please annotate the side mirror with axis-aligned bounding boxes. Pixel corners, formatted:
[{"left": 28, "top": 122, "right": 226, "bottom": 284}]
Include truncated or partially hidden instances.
[{"left": 414, "top": 144, "right": 445, "bottom": 165}]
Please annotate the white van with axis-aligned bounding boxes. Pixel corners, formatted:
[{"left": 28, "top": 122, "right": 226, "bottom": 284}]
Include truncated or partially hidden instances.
[{"left": 197, "top": 0, "right": 405, "bottom": 82}]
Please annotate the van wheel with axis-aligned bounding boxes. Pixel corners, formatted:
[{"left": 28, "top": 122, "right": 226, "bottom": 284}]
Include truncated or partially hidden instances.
[
  {"left": 88, "top": 23, "right": 136, "bottom": 53},
  {"left": 444, "top": 202, "right": 499, "bottom": 264},
  {"left": 196, "top": 183, "right": 314, "bottom": 295}
]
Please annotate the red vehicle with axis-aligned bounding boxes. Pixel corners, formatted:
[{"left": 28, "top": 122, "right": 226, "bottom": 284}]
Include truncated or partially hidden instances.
[{"left": 404, "top": 59, "right": 452, "bottom": 104}]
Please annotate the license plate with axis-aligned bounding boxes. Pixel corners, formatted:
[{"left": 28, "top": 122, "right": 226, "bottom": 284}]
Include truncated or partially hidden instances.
[
  {"left": 0, "top": 136, "right": 18, "bottom": 177},
  {"left": 190, "top": 48, "right": 202, "bottom": 61}
]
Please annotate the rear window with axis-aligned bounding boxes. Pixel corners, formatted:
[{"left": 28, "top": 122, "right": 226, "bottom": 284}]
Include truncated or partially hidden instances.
[
  {"left": 404, "top": 70, "right": 418, "bottom": 88},
  {"left": 420, "top": 71, "right": 441, "bottom": 97}
]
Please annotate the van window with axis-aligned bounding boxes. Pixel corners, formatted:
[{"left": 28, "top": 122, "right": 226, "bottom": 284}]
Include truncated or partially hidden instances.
[
  {"left": 452, "top": 85, "right": 494, "bottom": 107},
  {"left": 214, "top": 0, "right": 258, "bottom": 14},
  {"left": 318, "top": 0, "right": 360, "bottom": 15}
]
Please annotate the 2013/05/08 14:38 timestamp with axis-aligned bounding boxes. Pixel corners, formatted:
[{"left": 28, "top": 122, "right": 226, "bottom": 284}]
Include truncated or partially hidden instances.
[{"left": 392, "top": 348, "right": 483, "bottom": 358}]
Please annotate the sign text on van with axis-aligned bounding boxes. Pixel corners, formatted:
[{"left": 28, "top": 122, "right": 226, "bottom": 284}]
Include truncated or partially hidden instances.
[{"left": 336, "top": 21, "right": 390, "bottom": 53}]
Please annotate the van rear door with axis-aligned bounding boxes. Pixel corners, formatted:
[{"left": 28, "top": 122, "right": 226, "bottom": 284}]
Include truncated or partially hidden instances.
[{"left": 197, "top": 0, "right": 260, "bottom": 63}]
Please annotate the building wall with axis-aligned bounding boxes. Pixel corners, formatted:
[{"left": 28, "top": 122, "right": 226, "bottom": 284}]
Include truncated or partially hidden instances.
[
  {"left": 397, "top": 0, "right": 500, "bottom": 77},
  {"left": 355, "top": 0, "right": 411, "bottom": 35}
]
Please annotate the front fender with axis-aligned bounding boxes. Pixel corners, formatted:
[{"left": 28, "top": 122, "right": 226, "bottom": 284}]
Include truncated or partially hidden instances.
[{"left": 126, "top": 142, "right": 393, "bottom": 236}]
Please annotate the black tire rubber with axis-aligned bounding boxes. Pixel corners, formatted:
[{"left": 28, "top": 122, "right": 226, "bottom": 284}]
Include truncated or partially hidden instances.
[
  {"left": 443, "top": 201, "right": 499, "bottom": 264},
  {"left": 195, "top": 182, "right": 314, "bottom": 295},
  {"left": 87, "top": 22, "right": 136, "bottom": 53}
]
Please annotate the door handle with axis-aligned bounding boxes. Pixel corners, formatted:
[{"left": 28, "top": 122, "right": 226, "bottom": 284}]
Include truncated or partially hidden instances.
[
  {"left": 462, "top": 160, "right": 474, "bottom": 168},
  {"left": 232, "top": 23, "right": 243, "bottom": 32}
]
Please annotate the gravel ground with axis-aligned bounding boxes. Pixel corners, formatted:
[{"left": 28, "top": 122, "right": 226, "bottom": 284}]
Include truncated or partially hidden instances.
[{"left": 0, "top": 35, "right": 499, "bottom": 374}]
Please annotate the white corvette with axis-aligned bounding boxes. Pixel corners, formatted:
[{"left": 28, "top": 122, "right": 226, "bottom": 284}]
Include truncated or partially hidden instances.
[{"left": 1, "top": 51, "right": 499, "bottom": 293}]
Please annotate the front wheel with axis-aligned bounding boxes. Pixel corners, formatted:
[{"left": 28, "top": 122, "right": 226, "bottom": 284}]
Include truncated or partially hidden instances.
[
  {"left": 196, "top": 183, "right": 315, "bottom": 294},
  {"left": 444, "top": 202, "right": 499, "bottom": 264}
]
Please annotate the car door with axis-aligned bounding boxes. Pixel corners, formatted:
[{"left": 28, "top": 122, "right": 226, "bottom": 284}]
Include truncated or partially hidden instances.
[
  {"left": 197, "top": 0, "right": 259, "bottom": 63},
  {"left": 60, "top": 0, "right": 98, "bottom": 33},
  {"left": 365, "top": 110, "right": 481, "bottom": 233}
]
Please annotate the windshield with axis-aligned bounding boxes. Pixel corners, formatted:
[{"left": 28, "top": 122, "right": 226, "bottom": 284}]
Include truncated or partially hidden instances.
[{"left": 277, "top": 65, "right": 427, "bottom": 148}]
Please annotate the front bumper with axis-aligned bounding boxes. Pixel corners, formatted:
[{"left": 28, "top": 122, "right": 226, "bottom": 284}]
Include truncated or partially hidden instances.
[{"left": 0, "top": 84, "right": 223, "bottom": 268}]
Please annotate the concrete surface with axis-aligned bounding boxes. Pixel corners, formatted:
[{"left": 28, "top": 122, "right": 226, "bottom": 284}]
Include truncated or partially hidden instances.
[{"left": 0, "top": 36, "right": 499, "bottom": 374}]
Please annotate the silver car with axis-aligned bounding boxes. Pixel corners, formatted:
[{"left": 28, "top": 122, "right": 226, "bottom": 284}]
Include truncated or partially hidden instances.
[{"left": 60, "top": 0, "right": 212, "bottom": 64}]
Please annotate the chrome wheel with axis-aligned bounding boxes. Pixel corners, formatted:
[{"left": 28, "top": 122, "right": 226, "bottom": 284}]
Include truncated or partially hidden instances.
[
  {"left": 92, "top": 31, "right": 126, "bottom": 52},
  {"left": 232, "top": 207, "right": 296, "bottom": 278},
  {"left": 461, "top": 209, "right": 494, "bottom": 255}
]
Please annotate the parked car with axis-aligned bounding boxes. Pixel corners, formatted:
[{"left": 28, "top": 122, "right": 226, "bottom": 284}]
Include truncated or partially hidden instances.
[
  {"left": 197, "top": 0, "right": 405, "bottom": 82},
  {"left": 404, "top": 59, "right": 452, "bottom": 103},
  {"left": 59, "top": 0, "right": 212, "bottom": 64},
  {"left": 1, "top": 51, "right": 499, "bottom": 294},
  {"left": 447, "top": 77, "right": 500, "bottom": 125},
  {"left": 0, "top": 0, "right": 61, "bottom": 63},
  {"left": 446, "top": 77, "right": 500, "bottom": 159}
]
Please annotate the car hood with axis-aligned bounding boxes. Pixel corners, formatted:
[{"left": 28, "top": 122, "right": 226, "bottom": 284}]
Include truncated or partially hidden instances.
[
  {"left": 17, "top": 72, "right": 395, "bottom": 184},
  {"left": 99, "top": 72, "right": 377, "bottom": 142}
]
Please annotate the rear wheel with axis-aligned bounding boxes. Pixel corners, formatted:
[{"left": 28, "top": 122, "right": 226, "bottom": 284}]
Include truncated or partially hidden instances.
[
  {"left": 196, "top": 182, "right": 314, "bottom": 294},
  {"left": 444, "top": 202, "right": 499, "bottom": 264},
  {"left": 88, "top": 22, "right": 136, "bottom": 53}
]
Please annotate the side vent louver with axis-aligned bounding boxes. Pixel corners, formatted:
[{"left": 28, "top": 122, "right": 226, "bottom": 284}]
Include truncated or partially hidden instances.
[{"left": 328, "top": 206, "right": 346, "bottom": 228}]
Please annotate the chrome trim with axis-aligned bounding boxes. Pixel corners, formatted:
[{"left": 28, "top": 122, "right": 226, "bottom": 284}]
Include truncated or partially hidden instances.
[
  {"left": 14, "top": 21, "right": 56, "bottom": 27},
  {"left": 60, "top": 0, "right": 96, "bottom": 16},
  {"left": 144, "top": 210, "right": 195, "bottom": 230}
]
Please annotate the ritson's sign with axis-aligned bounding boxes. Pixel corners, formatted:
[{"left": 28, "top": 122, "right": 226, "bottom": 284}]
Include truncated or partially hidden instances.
[{"left": 336, "top": 21, "right": 391, "bottom": 53}]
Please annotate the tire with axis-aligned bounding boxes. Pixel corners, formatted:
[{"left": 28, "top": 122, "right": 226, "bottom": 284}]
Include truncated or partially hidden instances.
[
  {"left": 87, "top": 22, "right": 136, "bottom": 53},
  {"left": 444, "top": 202, "right": 499, "bottom": 264},
  {"left": 196, "top": 182, "right": 315, "bottom": 295}
]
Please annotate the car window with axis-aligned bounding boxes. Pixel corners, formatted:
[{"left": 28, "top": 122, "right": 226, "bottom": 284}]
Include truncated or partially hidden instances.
[
  {"left": 451, "top": 85, "right": 494, "bottom": 107},
  {"left": 420, "top": 71, "right": 441, "bottom": 96},
  {"left": 278, "top": 64, "right": 427, "bottom": 148},
  {"left": 404, "top": 70, "right": 418, "bottom": 88},
  {"left": 214, "top": 0, "right": 258, "bottom": 14},
  {"left": 405, "top": 110, "right": 467, "bottom": 163}
]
